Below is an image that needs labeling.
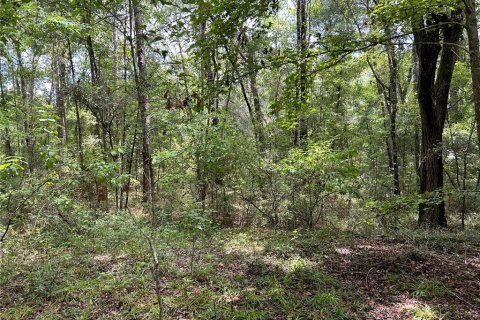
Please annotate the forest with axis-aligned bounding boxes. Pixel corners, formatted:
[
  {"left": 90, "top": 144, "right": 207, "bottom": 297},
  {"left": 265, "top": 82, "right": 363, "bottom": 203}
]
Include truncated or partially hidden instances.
[{"left": 1, "top": 0, "right": 479, "bottom": 319}]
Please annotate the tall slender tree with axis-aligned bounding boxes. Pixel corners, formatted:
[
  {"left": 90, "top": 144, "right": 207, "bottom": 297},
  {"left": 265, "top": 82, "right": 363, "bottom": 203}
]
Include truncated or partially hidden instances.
[
  {"left": 464, "top": 0, "right": 480, "bottom": 157},
  {"left": 295, "top": 0, "right": 309, "bottom": 146},
  {"left": 133, "top": 0, "right": 154, "bottom": 205}
]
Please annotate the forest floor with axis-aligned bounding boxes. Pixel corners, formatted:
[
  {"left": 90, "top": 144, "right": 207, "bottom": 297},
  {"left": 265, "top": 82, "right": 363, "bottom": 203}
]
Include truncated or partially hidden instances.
[{"left": 1, "top": 213, "right": 479, "bottom": 319}]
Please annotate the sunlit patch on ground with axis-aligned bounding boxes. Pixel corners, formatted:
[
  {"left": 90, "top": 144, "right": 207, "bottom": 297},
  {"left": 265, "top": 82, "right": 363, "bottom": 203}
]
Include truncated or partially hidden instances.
[
  {"left": 366, "top": 296, "right": 427, "bottom": 319},
  {"left": 93, "top": 253, "right": 112, "bottom": 262},
  {"left": 334, "top": 247, "right": 352, "bottom": 255},
  {"left": 223, "top": 232, "right": 265, "bottom": 255},
  {"left": 261, "top": 253, "right": 318, "bottom": 273}
]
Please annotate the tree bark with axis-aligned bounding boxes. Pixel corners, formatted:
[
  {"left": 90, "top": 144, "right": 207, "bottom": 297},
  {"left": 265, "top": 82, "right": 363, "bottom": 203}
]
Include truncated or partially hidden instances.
[
  {"left": 386, "top": 46, "right": 401, "bottom": 196},
  {"left": 464, "top": 0, "right": 480, "bottom": 152},
  {"left": 413, "top": 10, "right": 463, "bottom": 228},
  {"left": 68, "top": 40, "right": 85, "bottom": 171},
  {"left": 133, "top": 0, "right": 154, "bottom": 205},
  {"left": 294, "top": 0, "right": 308, "bottom": 146},
  {"left": 234, "top": 42, "right": 267, "bottom": 150},
  {"left": 83, "top": 12, "right": 100, "bottom": 84},
  {"left": 56, "top": 53, "right": 68, "bottom": 144},
  {"left": 367, "top": 46, "right": 402, "bottom": 197},
  {"left": 248, "top": 51, "right": 266, "bottom": 151},
  {"left": 0, "top": 57, "right": 13, "bottom": 156}
]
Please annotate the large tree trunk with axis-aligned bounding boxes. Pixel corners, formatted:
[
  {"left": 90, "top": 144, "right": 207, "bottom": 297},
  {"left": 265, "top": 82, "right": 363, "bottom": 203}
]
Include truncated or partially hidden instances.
[
  {"left": 133, "top": 0, "right": 154, "bottom": 205},
  {"left": 294, "top": 0, "right": 308, "bottom": 146},
  {"left": 464, "top": 0, "right": 480, "bottom": 153},
  {"left": 414, "top": 10, "right": 463, "bottom": 228}
]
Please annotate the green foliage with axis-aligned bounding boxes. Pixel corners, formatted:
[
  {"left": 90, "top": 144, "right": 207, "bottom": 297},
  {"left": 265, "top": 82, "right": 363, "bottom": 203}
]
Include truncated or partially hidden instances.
[
  {"left": 27, "top": 260, "right": 58, "bottom": 298},
  {"left": 373, "top": 0, "right": 461, "bottom": 25},
  {"left": 273, "top": 143, "right": 358, "bottom": 227},
  {"left": 54, "top": 195, "right": 73, "bottom": 212},
  {"left": 407, "top": 304, "right": 442, "bottom": 320},
  {"left": 179, "top": 208, "right": 213, "bottom": 237},
  {"left": 88, "top": 160, "right": 128, "bottom": 189},
  {"left": 0, "top": 156, "right": 25, "bottom": 178},
  {"left": 414, "top": 278, "right": 448, "bottom": 298},
  {"left": 1, "top": 0, "right": 480, "bottom": 318},
  {"left": 278, "top": 142, "right": 358, "bottom": 185}
]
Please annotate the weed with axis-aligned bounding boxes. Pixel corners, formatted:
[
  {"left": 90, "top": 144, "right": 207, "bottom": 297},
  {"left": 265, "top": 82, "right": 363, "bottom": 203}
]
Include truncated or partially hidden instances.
[
  {"left": 414, "top": 278, "right": 448, "bottom": 298},
  {"left": 407, "top": 304, "right": 443, "bottom": 320}
]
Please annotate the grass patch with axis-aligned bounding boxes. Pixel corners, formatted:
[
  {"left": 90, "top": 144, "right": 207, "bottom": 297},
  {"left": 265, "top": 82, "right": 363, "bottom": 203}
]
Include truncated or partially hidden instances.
[
  {"left": 407, "top": 304, "right": 443, "bottom": 320},
  {"left": 414, "top": 278, "right": 448, "bottom": 298},
  {"left": 2, "top": 215, "right": 478, "bottom": 319}
]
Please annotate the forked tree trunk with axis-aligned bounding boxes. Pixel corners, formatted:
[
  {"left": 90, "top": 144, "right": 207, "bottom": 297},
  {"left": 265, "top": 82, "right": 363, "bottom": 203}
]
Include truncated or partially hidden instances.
[
  {"left": 414, "top": 10, "right": 463, "bottom": 228},
  {"left": 84, "top": 12, "right": 100, "bottom": 84}
]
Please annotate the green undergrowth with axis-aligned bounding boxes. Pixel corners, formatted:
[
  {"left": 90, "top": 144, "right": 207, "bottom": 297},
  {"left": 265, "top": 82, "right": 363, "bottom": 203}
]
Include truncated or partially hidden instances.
[
  {"left": 0, "top": 212, "right": 351, "bottom": 319},
  {"left": 1, "top": 211, "right": 479, "bottom": 319}
]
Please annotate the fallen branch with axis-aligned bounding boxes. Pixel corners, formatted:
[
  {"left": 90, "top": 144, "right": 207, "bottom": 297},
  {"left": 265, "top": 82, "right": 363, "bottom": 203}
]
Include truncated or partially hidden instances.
[
  {"left": 0, "top": 194, "right": 12, "bottom": 242},
  {"left": 0, "top": 219, "right": 11, "bottom": 242},
  {"left": 1, "top": 180, "right": 50, "bottom": 242}
]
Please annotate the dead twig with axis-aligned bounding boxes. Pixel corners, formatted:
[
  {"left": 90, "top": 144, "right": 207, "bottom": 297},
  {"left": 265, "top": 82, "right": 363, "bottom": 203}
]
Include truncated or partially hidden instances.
[
  {"left": 0, "top": 194, "right": 12, "bottom": 242},
  {"left": 1, "top": 180, "right": 50, "bottom": 242},
  {"left": 365, "top": 267, "right": 374, "bottom": 289}
]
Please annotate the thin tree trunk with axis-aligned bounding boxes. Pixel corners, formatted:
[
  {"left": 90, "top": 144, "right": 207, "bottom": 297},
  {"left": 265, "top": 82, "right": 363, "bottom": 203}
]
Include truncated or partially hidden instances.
[
  {"left": 133, "top": 0, "right": 154, "bottom": 205},
  {"left": 68, "top": 39, "right": 85, "bottom": 170},
  {"left": 461, "top": 119, "right": 476, "bottom": 229},
  {"left": 226, "top": 47, "right": 263, "bottom": 145},
  {"left": 248, "top": 50, "right": 266, "bottom": 151},
  {"left": 386, "top": 45, "right": 401, "bottom": 195},
  {"left": 196, "top": 20, "right": 210, "bottom": 208},
  {"left": 56, "top": 53, "right": 68, "bottom": 144},
  {"left": 0, "top": 58, "right": 13, "bottom": 156},
  {"left": 331, "top": 84, "right": 342, "bottom": 150},
  {"left": 367, "top": 46, "right": 401, "bottom": 197},
  {"left": 15, "top": 47, "right": 34, "bottom": 172},
  {"left": 84, "top": 13, "right": 99, "bottom": 84}
]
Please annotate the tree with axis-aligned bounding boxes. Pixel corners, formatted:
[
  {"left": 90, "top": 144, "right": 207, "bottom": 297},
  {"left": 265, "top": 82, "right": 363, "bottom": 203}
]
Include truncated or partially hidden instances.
[
  {"left": 413, "top": 9, "right": 463, "bottom": 228},
  {"left": 464, "top": 0, "right": 480, "bottom": 162},
  {"left": 133, "top": 0, "right": 154, "bottom": 205},
  {"left": 294, "top": 0, "right": 309, "bottom": 146}
]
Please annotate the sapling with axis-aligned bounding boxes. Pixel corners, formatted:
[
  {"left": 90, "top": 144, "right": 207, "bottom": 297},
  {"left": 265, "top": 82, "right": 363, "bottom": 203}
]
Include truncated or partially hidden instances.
[{"left": 179, "top": 209, "right": 213, "bottom": 274}]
